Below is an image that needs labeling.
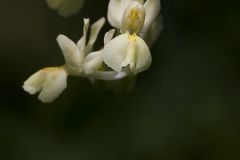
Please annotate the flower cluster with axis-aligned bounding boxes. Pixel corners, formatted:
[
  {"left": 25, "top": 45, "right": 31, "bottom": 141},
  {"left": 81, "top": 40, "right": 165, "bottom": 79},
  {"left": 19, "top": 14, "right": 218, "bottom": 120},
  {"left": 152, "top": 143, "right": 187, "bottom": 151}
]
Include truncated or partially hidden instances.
[{"left": 23, "top": 0, "right": 162, "bottom": 103}]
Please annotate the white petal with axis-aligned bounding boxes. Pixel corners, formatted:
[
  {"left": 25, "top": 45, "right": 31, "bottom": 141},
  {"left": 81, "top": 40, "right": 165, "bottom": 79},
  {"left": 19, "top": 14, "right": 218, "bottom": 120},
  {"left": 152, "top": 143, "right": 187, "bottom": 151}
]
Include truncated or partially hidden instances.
[
  {"left": 103, "top": 33, "right": 129, "bottom": 72},
  {"left": 85, "top": 18, "right": 105, "bottom": 54},
  {"left": 57, "top": 34, "right": 82, "bottom": 70},
  {"left": 38, "top": 68, "right": 68, "bottom": 103},
  {"left": 77, "top": 18, "right": 90, "bottom": 57},
  {"left": 107, "top": 0, "right": 142, "bottom": 29},
  {"left": 142, "top": 0, "right": 161, "bottom": 33},
  {"left": 23, "top": 69, "right": 46, "bottom": 95},
  {"left": 57, "top": 0, "right": 85, "bottom": 17},
  {"left": 103, "top": 33, "right": 152, "bottom": 74},
  {"left": 46, "top": 0, "right": 63, "bottom": 9},
  {"left": 104, "top": 29, "right": 115, "bottom": 46},
  {"left": 121, "top": 37, "right": 137, "bottom": 71},
  {"left": 141, "top": 15, "right": 163, "bottom": 47},
  {"left": 135, "top": 36, "right": 152, "bottom": 74},
  {"left": 83, "top": 51, "right": 103, "bottom": 74}
]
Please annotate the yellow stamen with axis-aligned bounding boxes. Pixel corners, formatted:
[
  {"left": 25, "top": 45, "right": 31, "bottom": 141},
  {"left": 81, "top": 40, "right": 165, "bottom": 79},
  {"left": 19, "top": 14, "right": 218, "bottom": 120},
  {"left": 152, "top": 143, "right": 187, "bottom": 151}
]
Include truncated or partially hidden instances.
[
  {"left": 130, "top": 9, "right": 139, "bottom": 22},
  {"left": 128, "top": 33, "right": 137, "bottom": 42}
]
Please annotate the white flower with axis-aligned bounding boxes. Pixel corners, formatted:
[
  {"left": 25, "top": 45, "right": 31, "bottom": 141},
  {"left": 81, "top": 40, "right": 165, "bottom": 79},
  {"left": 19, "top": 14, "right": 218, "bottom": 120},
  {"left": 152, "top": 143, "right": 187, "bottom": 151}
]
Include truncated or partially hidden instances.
[
  {"left": 103, "top": 0, "right": 157, "bottom": 74},
  {"left": 103, "top": 33, "right": 151, "bottom": 74},
  {"left": 46, "top": 0, "right": 85, "bottom": 17},
  {"left": 23, "top": 67, "right": 68, "bottom": 103},
  {"left": 56, "top": 19, "right": 128, "bottom": 80},
  {"left": 83, "top": 29, "right": 116, "bottom": 74},
  {"left": 107, "top": 0, "right": 161, "bottom": 35},
  {"left": 57, "top": 18, "right": 105, "bottom": 73}
]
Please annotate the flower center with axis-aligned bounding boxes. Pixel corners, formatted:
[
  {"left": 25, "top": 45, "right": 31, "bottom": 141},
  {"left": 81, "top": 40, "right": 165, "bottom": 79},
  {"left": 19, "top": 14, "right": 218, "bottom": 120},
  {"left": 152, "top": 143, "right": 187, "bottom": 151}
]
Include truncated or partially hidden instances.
[
  {"left": 129, "top": 9, "right": 139, "bottom": 23},
  {"left": 121, "top": 2, "right": 146, "bottom": 34},
  {"left": 128, "top": 33, "right": 137, "bottom": 42}
]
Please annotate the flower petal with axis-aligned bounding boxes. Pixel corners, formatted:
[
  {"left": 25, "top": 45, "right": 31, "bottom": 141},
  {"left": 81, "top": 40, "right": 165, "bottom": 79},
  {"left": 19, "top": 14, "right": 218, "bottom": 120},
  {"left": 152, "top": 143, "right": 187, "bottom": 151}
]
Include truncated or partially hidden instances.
[
  {"left": 75, "top": 18, "right": 90, "bottom": 62},
  {"left": 77, "top": 18, "right": 90, "bottom": 52},
  {"left": 57, "top": 34, "right": 82, "bottom": 70},
  {"left": 85, "top": 18, "right": 105, "bottom": 54},
  {"left": 141, "top": 15, "right": 163, "bottom": 47},
  {"left": 83, "top": 51, "right": 103, "bottom": 74},
  {"left": 104, "top": 29, "right": 115, "bottom": 45},
  {"left": 23, "top": 69, "right": 46, "bottom": 95},
  {"left": 103, "top": 33, "right": 151, "bottom": 74},
  {"left": 135, "top": 36, "right": 152, "bottom": 74},
  {"left": 103, "top": 33, "right": 129, "bottom": 72},
  {"left": 38, "top": 67, "right": 68, "bottom": 103},
  {"left": 142, "top": 0, "right": 161, "bottom": 33}
]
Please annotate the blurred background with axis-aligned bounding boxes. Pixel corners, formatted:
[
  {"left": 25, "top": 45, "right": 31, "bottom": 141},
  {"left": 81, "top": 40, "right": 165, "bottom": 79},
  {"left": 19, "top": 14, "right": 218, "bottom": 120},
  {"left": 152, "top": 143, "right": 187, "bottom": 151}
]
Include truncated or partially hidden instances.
[{"left": 0, "top": 0, "right": 240, "bottom": 159}]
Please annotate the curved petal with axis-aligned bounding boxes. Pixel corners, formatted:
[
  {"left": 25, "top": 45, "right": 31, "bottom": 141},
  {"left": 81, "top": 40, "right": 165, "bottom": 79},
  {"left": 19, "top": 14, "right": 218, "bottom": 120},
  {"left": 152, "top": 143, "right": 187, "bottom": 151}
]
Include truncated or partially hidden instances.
[
  {"left": 23, "top": 69, "right": 46, "bottom": 95},
  {"left": 38, "top": 68, "right": 68, "bottom": 103},
  {"left": 57, "top": 0, "right": 85, "bottom": 17},
  {"left": 103, "top": 33, "right": 129, "bottom": 72},
  {"left": 77, "top": 18, "right": 90, "bottom": 54},
  {"left": 142, "top": 0, "right": 161, "bottom": 33},
  {"left": 83, "top": 51, "right": 103, "bottom": 74},
  {"left": 135, "top": 36, "right": 152, "bottom": 74},
  {"left": 77, "top": 19, "right": 89, "bottom": 49},
  {"left": 104, "top": 29, "right": 115, "bottom": 45},
  {"left": 107, "top": 0, "right": 143, "bottom": 29},
  {"left": 121, "top": 36, "right": 137, "bottom": 71},
  {"left": 141, "top": 15, "right": 163, "bottom": 47},
  {"left": 57, "top": 34, "right": 82, "bottom": 70},
  {"left": 85, "top": 18, "right": 105, "bottom": 54}
]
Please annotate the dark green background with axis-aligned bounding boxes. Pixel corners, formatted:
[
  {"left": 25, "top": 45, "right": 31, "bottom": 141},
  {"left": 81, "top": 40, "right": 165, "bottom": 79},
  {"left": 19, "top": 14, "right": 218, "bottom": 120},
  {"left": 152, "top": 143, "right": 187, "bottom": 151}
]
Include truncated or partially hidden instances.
[{"left": 0, "top": 0, "right": 240, "bottom": 159}]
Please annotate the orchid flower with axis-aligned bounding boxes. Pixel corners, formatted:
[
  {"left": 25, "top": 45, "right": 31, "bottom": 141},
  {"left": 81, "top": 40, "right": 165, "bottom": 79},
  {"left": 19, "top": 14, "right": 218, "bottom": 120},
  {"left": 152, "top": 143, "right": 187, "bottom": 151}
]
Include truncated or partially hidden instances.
[
  {"left": 103, "top": 0, "right": 161, "bottom": 74},
  {"left": 57, "top": 18, "right": 128, "bottom": 80},
  {"left": 23, "top": 0, "right": 162, "bottom": 103},
  {"left": 23, "top": 18, "right": 127, "bottom": 103},
  {"left": 57, "top": 18, "right": 105, "bottom": 74},
  {"left": 107, "top": 0, "right": 161, "bottom": 39}
]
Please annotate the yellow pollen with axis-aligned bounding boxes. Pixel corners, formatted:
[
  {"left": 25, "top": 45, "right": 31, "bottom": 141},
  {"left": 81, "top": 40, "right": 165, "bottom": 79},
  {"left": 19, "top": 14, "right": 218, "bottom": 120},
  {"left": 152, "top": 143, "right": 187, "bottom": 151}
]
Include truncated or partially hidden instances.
[
  {"left": 129, "top": 9, "right": 139, "bottom": 22},
  {"left": 128, "top": 34, "right": 137, "bottom": 42}
]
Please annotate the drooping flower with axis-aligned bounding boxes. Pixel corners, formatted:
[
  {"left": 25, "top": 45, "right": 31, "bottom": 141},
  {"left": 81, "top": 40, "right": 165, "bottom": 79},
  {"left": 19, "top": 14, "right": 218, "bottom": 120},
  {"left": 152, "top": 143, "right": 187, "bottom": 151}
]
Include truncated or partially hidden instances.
[
  {"left": 23, "top": 67, "right": 68, "bottom": 103},
  {"left": 46, "top": 0, "right": 85, "bottom": 17}
]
